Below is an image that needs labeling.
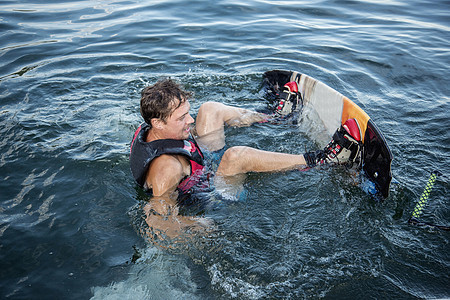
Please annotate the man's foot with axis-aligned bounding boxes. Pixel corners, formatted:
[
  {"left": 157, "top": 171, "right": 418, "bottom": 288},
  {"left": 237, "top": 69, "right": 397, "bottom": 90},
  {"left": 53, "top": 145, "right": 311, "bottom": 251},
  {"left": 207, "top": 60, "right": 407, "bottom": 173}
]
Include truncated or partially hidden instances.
[
  {"left": 304, "top": 118, "right": 363, "bottom": 168},
  {"left": 273, "top": 81, "right": 303, "bottom": 117}
]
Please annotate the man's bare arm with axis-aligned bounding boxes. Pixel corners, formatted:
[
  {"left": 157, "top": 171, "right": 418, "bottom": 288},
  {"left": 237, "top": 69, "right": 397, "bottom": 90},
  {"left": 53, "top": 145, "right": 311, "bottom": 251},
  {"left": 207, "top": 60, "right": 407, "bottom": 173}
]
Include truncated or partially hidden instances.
[{"left": 143, "top": 155, "right": 212, "bottom": 240}]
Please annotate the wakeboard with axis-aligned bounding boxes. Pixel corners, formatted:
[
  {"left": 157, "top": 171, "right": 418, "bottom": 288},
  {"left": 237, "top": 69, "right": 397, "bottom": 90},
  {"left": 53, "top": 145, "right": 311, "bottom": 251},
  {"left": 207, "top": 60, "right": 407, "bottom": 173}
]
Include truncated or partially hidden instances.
[{"left": 263, "top": 70, "right": 393, "bottom": 198}]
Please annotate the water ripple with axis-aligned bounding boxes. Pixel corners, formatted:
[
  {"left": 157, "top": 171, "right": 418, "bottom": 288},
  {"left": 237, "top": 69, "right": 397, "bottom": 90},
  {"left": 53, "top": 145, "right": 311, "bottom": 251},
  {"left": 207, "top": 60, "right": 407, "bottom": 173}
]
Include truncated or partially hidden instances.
[{"left": 1, "top": 0, "right": 449, "bottom": 299}]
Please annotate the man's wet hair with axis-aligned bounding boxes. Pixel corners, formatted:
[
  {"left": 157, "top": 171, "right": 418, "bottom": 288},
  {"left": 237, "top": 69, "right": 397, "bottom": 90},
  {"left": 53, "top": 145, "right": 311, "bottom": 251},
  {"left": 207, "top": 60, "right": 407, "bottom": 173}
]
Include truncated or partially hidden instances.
[{"left": 140, "top": 78, "right": 192, "bottom": 127}]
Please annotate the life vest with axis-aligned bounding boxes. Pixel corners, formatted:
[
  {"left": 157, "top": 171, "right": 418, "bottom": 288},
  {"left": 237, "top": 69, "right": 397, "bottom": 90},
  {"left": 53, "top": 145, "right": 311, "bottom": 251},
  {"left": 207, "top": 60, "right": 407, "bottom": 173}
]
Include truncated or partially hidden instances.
[{"left": 129, "top": 123, "right": 205, "bottom": 194}]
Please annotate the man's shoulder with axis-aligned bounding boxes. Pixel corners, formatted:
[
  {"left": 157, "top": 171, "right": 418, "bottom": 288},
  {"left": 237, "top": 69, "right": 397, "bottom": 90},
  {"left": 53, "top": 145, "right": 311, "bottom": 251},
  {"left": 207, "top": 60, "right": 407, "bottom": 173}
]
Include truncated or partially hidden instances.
[
  {"left": 149, "top": 154, "right": 189, "bottom": 176},
  {"left": 151, "top": 154, "right": 182, "bottom": 168},
  {"left": 145, "top": 154, "right": 188, "bottom": 196}
]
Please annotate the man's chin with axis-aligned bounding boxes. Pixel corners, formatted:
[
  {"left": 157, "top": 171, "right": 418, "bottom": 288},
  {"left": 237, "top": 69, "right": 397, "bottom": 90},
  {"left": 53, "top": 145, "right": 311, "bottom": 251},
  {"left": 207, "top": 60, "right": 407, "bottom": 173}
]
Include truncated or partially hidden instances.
[{"left": 183, "top": 129, "right": 191, "bottom": 138}]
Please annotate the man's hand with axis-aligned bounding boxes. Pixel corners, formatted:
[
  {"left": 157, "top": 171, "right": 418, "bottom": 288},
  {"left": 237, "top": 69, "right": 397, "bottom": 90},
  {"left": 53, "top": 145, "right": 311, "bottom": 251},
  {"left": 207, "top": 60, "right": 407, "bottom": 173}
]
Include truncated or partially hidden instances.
[{"left": 142, "top": 196, "right": 214, "bottom": 245}]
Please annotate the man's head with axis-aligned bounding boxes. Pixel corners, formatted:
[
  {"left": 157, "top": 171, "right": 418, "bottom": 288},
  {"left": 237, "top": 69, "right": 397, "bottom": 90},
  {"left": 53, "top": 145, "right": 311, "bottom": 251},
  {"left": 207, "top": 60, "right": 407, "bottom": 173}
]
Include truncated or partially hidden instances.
[{"left": 140, "top": 78, "right": 192, "bottom": 127}]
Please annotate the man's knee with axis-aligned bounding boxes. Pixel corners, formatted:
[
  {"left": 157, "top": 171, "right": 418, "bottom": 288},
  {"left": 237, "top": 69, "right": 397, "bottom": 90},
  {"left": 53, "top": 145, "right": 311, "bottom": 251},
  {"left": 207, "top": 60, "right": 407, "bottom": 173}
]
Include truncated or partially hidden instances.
[
  {"left": 197, "top": 101, "right": 225, "bottom": 126},
  {"left": 198, "top": 101, "right": 223, "bottom": 116},
  {"left": 222, "top": 146, "right": 248, "bottom": 162},
  {"left": 218, "top": 146, "right": 250, "bottom": 175}
]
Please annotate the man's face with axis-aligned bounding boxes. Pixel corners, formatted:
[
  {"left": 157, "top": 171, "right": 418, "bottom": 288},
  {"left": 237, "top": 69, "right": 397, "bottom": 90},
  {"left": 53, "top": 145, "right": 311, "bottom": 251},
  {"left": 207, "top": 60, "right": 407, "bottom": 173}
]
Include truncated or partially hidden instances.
[{"left": 160, "top": 99, "right": 194, "bottom": 140}]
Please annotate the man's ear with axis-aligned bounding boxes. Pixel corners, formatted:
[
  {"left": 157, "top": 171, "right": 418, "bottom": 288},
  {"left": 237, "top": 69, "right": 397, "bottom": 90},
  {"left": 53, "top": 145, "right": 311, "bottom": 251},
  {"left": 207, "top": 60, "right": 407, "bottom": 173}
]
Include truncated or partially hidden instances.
[{"left": 151, "top": 118, "right": 164, "bottom": 129}]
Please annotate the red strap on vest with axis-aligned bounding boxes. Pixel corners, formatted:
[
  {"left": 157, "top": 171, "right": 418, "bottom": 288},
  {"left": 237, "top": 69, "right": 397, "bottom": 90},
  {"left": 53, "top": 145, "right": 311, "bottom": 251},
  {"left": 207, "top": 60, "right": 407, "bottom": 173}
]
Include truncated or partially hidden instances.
[{"left": 130, "top": 125, "right": 142, "bottom": 154}]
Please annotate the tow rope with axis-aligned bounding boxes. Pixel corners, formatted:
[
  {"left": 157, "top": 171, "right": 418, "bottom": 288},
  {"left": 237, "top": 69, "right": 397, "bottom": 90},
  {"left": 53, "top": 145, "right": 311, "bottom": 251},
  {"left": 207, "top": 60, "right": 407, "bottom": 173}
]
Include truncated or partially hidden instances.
[{"left": 408, "top": 170, "right": 449, "bottom": 231}]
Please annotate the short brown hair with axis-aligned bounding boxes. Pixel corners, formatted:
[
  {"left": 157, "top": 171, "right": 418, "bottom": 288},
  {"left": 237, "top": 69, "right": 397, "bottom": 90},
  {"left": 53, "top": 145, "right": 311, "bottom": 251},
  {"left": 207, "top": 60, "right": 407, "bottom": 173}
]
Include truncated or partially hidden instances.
[{"left": 140, "top": 78, "right": 192, "bottom": 126}]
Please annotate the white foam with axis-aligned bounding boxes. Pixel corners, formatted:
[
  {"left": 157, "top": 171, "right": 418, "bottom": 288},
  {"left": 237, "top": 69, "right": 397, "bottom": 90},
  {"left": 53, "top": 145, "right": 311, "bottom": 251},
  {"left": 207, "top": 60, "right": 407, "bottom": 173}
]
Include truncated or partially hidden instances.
[
  {"left": 90, "top": 247, "right": 202, "bottom": 300},
  {"left": 209, "top": 264, "right": 267, "bottom": 299}
]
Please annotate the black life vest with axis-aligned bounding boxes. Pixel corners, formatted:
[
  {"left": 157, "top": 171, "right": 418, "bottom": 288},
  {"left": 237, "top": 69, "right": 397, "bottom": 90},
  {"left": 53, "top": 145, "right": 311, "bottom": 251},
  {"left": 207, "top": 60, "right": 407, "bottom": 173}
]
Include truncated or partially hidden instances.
[{"left": 129, "top": 123, "right": 205, "bottom": 193}]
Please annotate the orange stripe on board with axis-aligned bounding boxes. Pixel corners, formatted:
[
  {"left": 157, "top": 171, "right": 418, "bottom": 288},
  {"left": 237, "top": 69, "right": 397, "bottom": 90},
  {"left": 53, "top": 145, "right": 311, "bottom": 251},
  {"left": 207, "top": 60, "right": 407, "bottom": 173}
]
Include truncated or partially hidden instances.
[{"left": 342, "top": 97, "right": 370, "bottom": 143}]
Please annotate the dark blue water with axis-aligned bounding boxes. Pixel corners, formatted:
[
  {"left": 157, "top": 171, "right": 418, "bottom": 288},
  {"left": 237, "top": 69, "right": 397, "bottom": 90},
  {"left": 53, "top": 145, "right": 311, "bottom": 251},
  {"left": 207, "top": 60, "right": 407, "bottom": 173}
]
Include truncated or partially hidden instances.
[{"left": 1, "top": 0, "right": 449, "bottom": 299}]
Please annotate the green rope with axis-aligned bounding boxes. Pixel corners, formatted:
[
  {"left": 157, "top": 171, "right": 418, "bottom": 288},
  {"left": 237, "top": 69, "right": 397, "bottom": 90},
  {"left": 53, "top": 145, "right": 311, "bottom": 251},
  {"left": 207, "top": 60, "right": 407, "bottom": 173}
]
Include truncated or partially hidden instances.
[
  {"left": 409, "top": 170, "right": 449, "bottom": 231},
  {"left": 411, "top": 171, "right": 440, "bottom": 219}
]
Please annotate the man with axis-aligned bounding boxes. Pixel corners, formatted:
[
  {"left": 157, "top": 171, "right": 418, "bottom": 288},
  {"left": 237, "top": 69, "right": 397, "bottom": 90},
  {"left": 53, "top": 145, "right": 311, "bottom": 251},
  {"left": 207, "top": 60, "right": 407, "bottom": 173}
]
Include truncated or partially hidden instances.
[{"left": 130, "top": 78, "right": 362, "bottom": 238}]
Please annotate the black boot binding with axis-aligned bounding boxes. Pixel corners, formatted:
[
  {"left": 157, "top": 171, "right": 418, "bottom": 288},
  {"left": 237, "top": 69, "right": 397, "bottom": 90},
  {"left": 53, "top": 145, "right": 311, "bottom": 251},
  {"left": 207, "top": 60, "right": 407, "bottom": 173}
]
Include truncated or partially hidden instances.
[{"left": 305, "top": 119, "right": 363, "bottom": 168}]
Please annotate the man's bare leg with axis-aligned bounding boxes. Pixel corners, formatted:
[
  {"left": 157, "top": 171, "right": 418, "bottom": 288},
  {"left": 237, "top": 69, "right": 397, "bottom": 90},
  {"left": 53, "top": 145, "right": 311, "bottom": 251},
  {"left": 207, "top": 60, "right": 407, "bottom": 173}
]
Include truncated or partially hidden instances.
[
  {"left": 193, "top": 101, "right": 308, "bottom": 176},
  {"left": 217, "top": 146, "right": 307, "bottom": 176},
  {"left": 193, "top": 101, "right": 275, "bottom": 199},
  {"left": 194, "top": 101, "right": 267, "bottom": 151}
]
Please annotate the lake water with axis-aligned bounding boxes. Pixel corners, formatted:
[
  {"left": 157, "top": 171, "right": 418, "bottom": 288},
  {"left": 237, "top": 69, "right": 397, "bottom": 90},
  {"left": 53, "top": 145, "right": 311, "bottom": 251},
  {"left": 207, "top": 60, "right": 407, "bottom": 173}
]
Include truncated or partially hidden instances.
[{"left": 1, "top": 0, "right": 449, "bottom": 299}]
